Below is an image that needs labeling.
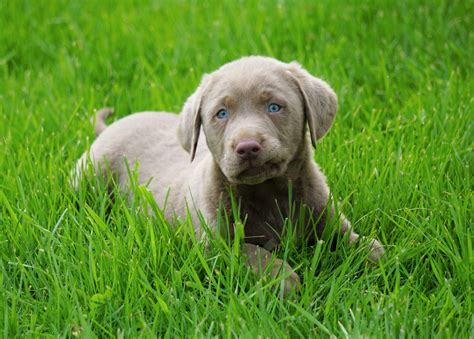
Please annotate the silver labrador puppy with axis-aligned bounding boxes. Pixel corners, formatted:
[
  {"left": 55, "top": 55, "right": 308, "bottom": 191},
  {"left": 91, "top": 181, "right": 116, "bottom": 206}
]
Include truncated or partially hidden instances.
[{"left": 74, "top": 56, "right": 384, "bottom": 296}]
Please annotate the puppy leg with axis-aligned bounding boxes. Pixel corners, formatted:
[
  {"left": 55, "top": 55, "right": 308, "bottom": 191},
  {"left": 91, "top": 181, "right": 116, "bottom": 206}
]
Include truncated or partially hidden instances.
[
  {"left": 71, "top": 108, "right": 114, "bottom": 190},
  {"left": 340, "top": 215, "right": 385, "bottom": 262},
  {"left": 70, "top": 153, "right": 89, "bottom": 190},
  {"left": 242, "top": 243, "right": 300, "bottom": 297}
]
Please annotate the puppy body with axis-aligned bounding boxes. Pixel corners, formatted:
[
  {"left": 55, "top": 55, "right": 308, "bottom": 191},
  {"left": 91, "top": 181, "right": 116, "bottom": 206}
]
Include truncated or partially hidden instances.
[
  {"left": 76, "top": 112, "right": 216, "bottom": 234},
  {"left": 77, "top": 112, "right": 328, "bottom": 244},
  {"left": 75, "top": 56, "right": 384, "bottom": 296}
]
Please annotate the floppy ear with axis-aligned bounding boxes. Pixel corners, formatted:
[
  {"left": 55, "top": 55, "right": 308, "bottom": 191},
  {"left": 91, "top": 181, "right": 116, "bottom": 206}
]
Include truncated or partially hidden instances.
[
  {"left": 177, "top": 74, "right": 211, "bottom": 161},
  {"left": 287, "top": 62, "right": 338, "bottom": 147}
]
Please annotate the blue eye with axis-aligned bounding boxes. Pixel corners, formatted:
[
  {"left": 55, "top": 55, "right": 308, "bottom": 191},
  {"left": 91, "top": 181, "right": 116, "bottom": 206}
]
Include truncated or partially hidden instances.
[
  {"left": 267, "top": 103, "right": 282, "bottom": 113},
  {"left": 216, "top": 109, "right": 229, "bottom": 120}
]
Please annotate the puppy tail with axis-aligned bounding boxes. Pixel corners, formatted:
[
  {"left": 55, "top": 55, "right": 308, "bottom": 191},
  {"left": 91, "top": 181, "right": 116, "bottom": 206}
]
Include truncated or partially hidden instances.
[{"left": 94, "top": 107, "right": 114, "bottom": 136}]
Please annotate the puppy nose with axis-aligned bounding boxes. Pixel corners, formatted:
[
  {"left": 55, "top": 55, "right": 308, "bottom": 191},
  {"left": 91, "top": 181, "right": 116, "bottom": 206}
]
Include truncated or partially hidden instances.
[{"left": 235, "top": 140, "right": 262, "bottom": 159}]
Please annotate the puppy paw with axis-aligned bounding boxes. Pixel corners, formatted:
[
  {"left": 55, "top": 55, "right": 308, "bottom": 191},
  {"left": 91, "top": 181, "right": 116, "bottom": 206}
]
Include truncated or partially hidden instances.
[
  {"left": 272, "top": 259, "right": 301, "bottom": 298},
  {"left": 242, "top": 244, "right": 300, "bottom": 297},
  {"left": 368, "top": 238, "right": 385, "bottom": 262},
  {"left": 347, "top": 232, "right": 385, "bottom": 262}
]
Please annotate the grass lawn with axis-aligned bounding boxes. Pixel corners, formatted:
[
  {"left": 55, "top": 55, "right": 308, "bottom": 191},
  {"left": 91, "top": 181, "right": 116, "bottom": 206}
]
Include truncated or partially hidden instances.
[{"left": 1, "top": 0, "right": 472, "bottom": 337}]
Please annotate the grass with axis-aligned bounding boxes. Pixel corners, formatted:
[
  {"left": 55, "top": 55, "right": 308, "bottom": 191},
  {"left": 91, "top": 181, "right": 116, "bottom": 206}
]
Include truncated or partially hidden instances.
[{"left": 0, "top": 0, "right": 472, "bottom": 336}]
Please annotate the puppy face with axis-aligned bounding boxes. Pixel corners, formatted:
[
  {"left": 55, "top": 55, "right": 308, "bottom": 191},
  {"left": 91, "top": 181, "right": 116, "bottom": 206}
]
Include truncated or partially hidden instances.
[
  {"left": 178, "top": 56, "right": 338, "bottom": 185},
  {"left": 202, "top": 62, "right": 305, "bottom": 184}
]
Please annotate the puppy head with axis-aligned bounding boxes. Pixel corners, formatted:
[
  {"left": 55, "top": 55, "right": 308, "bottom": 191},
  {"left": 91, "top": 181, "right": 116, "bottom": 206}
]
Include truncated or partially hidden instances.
[{"left": 178, "top": 56, "right": 338, "bottom": 185}]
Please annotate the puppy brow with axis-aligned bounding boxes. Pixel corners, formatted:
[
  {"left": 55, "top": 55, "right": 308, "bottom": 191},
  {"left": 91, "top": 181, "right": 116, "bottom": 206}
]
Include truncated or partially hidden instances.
[
  {"left": 259, "top": 90, "right": 273, "bottom": 101},
  {"left": 222, "top": 95, "right": 237, "bottom": 108},
  {"left": 258, "top": 86, "right": 286, "bottom": 100},
  {"left": 258, "top": 90, "right": 287, "bottom": 107}
]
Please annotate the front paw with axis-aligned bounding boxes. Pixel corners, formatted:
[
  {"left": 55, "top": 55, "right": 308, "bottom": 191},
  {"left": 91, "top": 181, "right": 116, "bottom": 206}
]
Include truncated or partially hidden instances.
[
  {"left": 271, "top": 259, "right": 301, "bottom": 297},
  {"left": 368, "top": 238, "right": 385, "bottom": 262},
  {"left": 242, "top": 243, "right": 300, "bottom": 297},
  {"left": 347, "top": 232, "right": 385, "bottom": 262}
]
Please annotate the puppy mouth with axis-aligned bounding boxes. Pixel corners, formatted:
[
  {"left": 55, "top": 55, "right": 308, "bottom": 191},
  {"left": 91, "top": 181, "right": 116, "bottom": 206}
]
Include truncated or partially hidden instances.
[{"left": 236, "top": 160, "right": 282, "bottom": 184}]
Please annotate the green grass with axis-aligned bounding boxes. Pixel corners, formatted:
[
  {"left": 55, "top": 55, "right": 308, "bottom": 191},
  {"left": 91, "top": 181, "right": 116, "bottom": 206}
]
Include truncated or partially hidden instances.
[{"left": 1, "top": 0, "right": 472, "bottom": 336}]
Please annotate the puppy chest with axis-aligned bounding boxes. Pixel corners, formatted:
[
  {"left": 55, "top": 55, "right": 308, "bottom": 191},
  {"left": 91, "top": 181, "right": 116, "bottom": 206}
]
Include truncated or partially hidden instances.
[{"left": 238, "top": 197, "right": 321, "bottom": 248}]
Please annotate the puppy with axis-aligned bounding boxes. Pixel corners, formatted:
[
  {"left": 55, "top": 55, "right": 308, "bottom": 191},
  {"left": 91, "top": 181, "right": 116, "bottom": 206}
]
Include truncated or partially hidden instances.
[{"left": 74, "top": 56, "right": 384, "bottom": 296}]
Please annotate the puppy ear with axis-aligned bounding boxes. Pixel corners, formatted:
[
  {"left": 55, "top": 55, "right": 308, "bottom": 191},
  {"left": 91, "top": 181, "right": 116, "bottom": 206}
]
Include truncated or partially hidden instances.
[
  {"left": 177, "top": 74, "right": 211, "bottom": 161},
  {"left": 287, "top": 62, "right": 338, "bottom": 147}
]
